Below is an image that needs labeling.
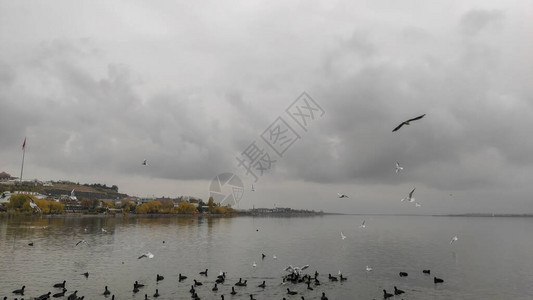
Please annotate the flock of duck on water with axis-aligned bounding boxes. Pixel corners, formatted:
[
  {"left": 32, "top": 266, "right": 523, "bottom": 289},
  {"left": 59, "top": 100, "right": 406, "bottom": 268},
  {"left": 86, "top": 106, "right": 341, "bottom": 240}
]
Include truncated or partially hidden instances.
[{"left": 4, "top": 256, "right": 445, "bottom": 300}]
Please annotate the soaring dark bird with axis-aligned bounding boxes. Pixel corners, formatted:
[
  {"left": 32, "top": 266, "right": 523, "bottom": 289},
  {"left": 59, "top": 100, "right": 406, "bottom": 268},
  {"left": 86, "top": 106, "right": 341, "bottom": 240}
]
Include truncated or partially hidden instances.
[
  {"left": 12, "top": 285, "right": 25, "bottom": 295},
  {"left": 394, "top": 286, "right": 405, "bottom": 295},
  {"left": 53, "top": 280, "right": 66, "bottom": 288},
  {"left": 392, "top": 114, "right": 426, "bottom": 132},
  {"left": 142, "top": 159, "right": 147, "bottom": 166}
]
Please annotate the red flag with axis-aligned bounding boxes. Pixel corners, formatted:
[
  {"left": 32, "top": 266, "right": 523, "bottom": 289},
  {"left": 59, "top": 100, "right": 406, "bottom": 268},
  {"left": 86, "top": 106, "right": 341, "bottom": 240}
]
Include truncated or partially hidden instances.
[{"left": 22, "top": 137, "right": 26, "bottom": 150}]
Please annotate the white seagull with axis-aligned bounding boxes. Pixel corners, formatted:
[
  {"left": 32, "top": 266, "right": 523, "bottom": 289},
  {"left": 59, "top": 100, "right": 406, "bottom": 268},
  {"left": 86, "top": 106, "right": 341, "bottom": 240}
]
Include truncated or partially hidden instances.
[
  {"left": 395, "top": 162, "right": 404, "bottom": 173},
  {"left": 450, "top": 235, "right": 458, "bottom": 244},
  {"left": 338, "top": 193, "right": 349, "bottom": 198},
  {"left": 366, "top": 266, "right": 373, "bottom": 272},
  {"left": 252, "top": 261, "right": 257, "bottom": 267},
  {"left": 415, "top": 202, "right": 421, "bottom": 207},
  {"left": 284, "top": 264, "right": 309, "bottom": 276},
  {"left": 359, "top": 220, "right": 366, "bottom": 228},
  {"left": 76, "top": 240, "right": 89, "bottom": 246},
  {"left": 273, "top": 255, "right": 277, "bottom": 259},
  {"left": 28, "top": 199, "right": 41, "bottom": 213},
  {"left": 401, "top": 188, "right": 416, "bottom": 202},
  {"left": 138, "top": 252, "right": 154, "bottom": 259},
  {"left": 340, "top": 232, "right": 347, "bottom": 240},
  {"left": 101, "top": 228, "right": 107, "bottom": 233}
]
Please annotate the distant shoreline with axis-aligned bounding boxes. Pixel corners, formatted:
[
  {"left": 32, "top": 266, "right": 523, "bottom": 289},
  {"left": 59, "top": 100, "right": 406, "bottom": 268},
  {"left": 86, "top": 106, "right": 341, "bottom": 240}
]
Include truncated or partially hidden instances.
[{"left": 2, "top": 212, "right": 532, "bottom": 218}]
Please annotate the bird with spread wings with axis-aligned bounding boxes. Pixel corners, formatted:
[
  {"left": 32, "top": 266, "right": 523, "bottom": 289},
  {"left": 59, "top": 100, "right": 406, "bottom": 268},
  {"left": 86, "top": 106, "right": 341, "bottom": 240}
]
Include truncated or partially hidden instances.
[{"left": 392, "top": 114, "right": 426, "bottom": 132}]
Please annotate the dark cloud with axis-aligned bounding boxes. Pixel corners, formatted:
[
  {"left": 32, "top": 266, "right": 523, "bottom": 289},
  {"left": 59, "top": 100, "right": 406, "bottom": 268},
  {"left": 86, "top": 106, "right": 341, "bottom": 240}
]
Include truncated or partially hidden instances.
[
  {"left": 0, "top": 1, "right": 532, "bottom": 213},
  {"left": 460, "top": 9, "right": 504, "bottom": 36}
]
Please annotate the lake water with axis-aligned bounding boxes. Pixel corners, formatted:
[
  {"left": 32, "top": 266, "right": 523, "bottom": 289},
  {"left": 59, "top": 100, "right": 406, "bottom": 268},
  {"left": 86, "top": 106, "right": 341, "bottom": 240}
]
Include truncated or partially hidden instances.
[{"left": 1, "top": 215, "right": 533, "bottom": 299}]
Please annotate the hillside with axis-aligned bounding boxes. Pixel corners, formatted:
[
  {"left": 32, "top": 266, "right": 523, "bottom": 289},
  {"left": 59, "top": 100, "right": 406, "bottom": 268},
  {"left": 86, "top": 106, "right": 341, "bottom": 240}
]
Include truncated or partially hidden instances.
[{"left": 0, "top": 182, "right": 128, "bottom": 200}]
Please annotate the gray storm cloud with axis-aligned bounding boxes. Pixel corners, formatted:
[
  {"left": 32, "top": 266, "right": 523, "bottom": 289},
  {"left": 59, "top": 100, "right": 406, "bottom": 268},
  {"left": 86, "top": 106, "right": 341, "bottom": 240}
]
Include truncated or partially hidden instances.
[{"left": 0, "top": 2, "right": 532, "bottom": 213}]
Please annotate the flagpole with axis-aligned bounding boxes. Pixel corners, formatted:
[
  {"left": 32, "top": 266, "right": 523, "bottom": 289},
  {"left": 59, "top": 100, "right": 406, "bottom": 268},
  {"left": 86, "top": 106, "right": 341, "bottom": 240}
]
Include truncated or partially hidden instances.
[{"left": 20, "top": 138, "right": 26, "bottom": 184}]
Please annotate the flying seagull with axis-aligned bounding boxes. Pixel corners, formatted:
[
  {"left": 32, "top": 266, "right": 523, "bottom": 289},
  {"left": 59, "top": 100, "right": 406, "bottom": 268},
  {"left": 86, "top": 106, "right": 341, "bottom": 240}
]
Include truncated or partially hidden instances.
[
  {"left": 142, "top": 159, "right": 147, "bottom": 166},
  {"left": 28, "top": 199, "right": 41, "bottom": 213},
  {"left": 392, "top": 114, "right": 426, "bottom": 132},
  {"left": 284, "top": 264, "right": 309, "bottom": 276},
  {"left": 415, "top": 202, "right": 422, "bottom": 207},
  {"left": 366, "top": 266, "right": 373, "bottom": 272},
  {"left": 450, "top": 235, "right": 458, "bottom": 244},
  {"left": 340, "top": 232, "right": 347, "bottom": 240},
  {"left": 338, "top": 193, "right": 349, "bottom": 198},
  {"left": 401, "top": 188, "right": 416, "bottom": 202},
  {"left": 138, "top": 252, "right": 154, "bottom": 259},
  {"left": 359, "top": 220, "right": 366, "bottom": 228},
  {"left": 76, "top": 240, "right": 89, "bottom": 246},
  {"left": 395, "top": 162, "right": 404, "bottom": 173}
]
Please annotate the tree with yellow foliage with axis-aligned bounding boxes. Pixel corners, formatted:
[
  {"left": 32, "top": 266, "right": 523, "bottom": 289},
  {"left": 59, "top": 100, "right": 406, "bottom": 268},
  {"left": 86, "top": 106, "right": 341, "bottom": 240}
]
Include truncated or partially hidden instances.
[{"left": 175, "top": 202, "right": 197, "bottom": 214}]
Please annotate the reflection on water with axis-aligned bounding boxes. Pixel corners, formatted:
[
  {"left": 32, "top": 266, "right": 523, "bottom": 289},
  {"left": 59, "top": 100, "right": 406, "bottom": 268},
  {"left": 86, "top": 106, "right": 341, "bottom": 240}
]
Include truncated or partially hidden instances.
[{"left": 1, "top": 215, "right": 533, "bottom": 299}]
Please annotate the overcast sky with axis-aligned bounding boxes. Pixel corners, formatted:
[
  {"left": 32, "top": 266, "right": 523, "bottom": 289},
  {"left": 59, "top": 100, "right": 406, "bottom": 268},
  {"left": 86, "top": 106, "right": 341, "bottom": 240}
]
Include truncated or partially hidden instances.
[{"left": 1, "top": 0, "right": 532, "bottom": 214}]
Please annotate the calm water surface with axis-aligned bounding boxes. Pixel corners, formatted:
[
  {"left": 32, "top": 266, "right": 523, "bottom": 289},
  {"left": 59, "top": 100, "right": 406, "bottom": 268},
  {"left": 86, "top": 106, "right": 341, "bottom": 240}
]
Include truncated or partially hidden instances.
[{"left": 1, "top": 215, "right": 532, "bottom": 299}]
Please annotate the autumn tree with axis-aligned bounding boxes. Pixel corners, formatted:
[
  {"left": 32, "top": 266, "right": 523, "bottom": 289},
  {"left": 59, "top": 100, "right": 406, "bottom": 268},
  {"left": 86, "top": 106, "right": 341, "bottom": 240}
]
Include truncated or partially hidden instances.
[
  {"left": 8, "top": 194, "right": 29, "bottom": 210},
  {"left": 49, "top": 201, "right": 64, "bottom": 214},
  {"left": 134, "top": 200, "right": 162, "bottom": 214},
  {"left": 122, "top": 201, "right": 136, "bottom": 213},
  {"left": 160, "top": 200, "right": 174, "bottom": 213},
  {"left": 208, "top": 197, "right": 215, "bottom": 213},
  {"left": 175, "top": 202, "right": 197, "bottom": 214}
]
